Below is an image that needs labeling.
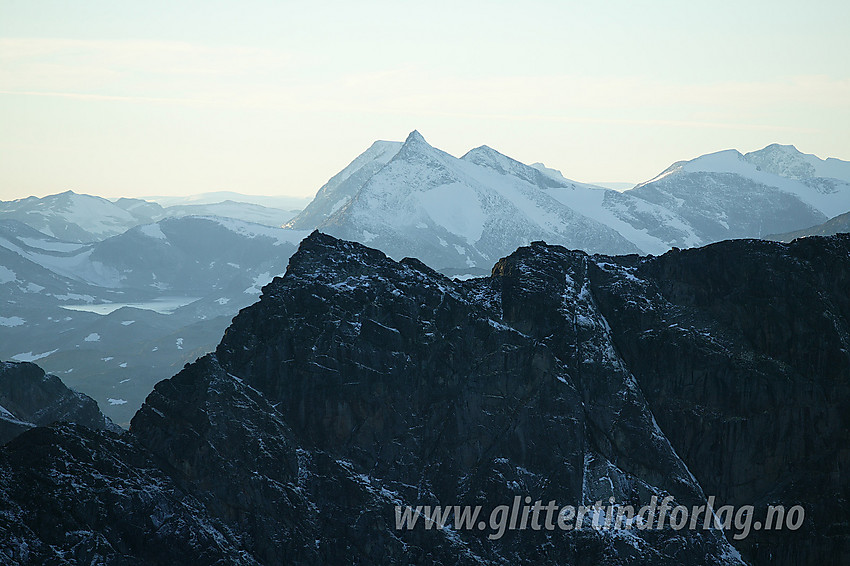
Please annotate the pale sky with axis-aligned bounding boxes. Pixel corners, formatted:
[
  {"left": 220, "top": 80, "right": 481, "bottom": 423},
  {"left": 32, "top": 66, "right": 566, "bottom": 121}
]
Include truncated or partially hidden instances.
[{"left": 1, "top": 0, "right": 848, "bottom": 201}]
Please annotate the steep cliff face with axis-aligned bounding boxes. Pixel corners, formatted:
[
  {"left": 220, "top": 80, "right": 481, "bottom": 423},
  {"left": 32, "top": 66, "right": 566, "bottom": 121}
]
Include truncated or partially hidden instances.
[
  {"left": 0, "top": 361, "right": 120, "bottom": 444},
  {"left": 585, "top": 237, "right": 850, "bottom": 564},
  {"left": 0, "top": 232, "right": 847, "bottom": 565}
]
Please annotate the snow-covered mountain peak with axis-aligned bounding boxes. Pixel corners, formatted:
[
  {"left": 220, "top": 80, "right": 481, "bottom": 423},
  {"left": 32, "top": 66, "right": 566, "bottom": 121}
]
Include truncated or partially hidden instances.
[
  {"left": 680, "top": 149, "right": 747, "bottom": 174},
  {"left": 404, "top": 129, "right": 427, "bottom": 144},
  {"left": 461, "top": 145, "right": 568, "bottom": 190},
  {"left": 462, "top": 144, "right": 516, "bottom": 169},
  {"left": 636, "top": 150, "right": 750, "bottom": 187},
  {"left": 762, "top": 142, "right": 801, "bottom": 154},
  {"left": 627, "top": 143, "right": 850, "bottom": 244},
  {"left": 461, "top": 144, "right": 513, "bottom": 168},
  {"left": 743, "top": 144, "right": 850, "bottom": 182},
  {"left": 395, "top": 130, "right": 449, "bottom": 160},
  {"left": 743, "top": 144, "right": 816, "bottom": 180},
  {"left": 386, "top": 130, "right": 460, "bottom": 177}
]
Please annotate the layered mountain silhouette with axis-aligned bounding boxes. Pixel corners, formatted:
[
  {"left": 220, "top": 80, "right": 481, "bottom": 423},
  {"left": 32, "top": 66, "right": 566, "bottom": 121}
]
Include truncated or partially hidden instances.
[
  {"left": 0, "top": 191, "right": 303, "bottom": 243},
  {"left": 0, "top": 216, "right": 307, "bottom": 424},
  {"left": 1, "top": 231, "right": 848, "bottom": 565},
  {"left": 767, "top": 210, "right": 850, "bottom": 242},
  {"left": 3, "top": 133, "right": 849, "bottom": 427}
]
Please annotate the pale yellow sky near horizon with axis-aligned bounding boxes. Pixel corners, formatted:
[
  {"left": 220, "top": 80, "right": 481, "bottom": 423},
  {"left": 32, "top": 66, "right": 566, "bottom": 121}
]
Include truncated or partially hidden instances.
[{"left": 1, "top": 0, "right": 849, "bottom": 201}]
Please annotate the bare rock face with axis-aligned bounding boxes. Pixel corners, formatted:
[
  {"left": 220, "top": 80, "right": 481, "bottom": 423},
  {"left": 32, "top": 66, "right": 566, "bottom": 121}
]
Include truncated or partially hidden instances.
[
  {"left": 0, "top": 231, "right": 848, "bottom": 565},
  {"left": 202, "top": 232, "right": 736, "bottom": 564},
  {"left": 0, "top": 361, "right": 120, "bottom": 444},
  {"left": 586, "top": 236, "right": 850, "bottom": 565}
]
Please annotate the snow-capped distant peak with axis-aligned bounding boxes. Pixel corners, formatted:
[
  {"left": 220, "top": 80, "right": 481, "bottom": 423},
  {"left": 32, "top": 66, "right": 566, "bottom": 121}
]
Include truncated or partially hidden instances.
[
  {"left": 639, "top": 143, "right": 850, "bottom": 188},
  {"left": 461, "top": 145, "right": 513, "bottom": 168},
  {"left": 635, "top": 150, "right": 746, "bottom": 187},
  {"left": 680, "top": 149, "right": 747, "bottom": 174},
  {"left": 0, "top": 191, "right": 143, "bottom": 242},
  {"left": 461, "top": 146, "right": 572, "bottom": 190},
  {"left": 743, "top": 143, "right": 850, "bottom": 182},
  {"left": 390, "top": 130, "right": 459, "bottom": 171},
  {"left": 396, "top": 130, "right": 442, "bottom": 156},
  {"left": 405, "top": 130, "right": 427, "bottom": 144}
]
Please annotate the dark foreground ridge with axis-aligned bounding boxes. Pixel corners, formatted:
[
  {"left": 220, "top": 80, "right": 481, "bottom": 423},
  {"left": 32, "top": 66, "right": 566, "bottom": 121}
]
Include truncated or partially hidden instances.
[
  {"left": 1, "top": 231, "right": 848, "bottom": 565},
  {"left": 0, "top": 361, "right": 120, "bottom": 444}
]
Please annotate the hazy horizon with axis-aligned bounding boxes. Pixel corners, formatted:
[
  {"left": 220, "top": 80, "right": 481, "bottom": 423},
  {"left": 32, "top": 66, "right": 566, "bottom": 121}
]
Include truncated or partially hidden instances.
[{"left": 2, "top": 0, "right": 848, "bottom": 201}]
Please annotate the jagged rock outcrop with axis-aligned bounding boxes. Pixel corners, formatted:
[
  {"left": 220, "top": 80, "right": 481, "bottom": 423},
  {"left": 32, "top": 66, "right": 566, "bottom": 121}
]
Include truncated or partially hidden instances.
[
  {"left": 0, "top": 231, "right": 847, "bottom": 565},
  {"left": 0, "top": 361, "right": 120, "bottom": 444}
]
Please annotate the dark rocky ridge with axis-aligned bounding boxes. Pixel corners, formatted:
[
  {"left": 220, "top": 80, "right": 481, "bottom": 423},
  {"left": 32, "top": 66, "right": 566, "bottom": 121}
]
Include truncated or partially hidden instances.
[
  {"left": 0, "top": 231, "right": 847, "bottom": 564},
  {"left": 0, "top": 361, "right": 120, "bottom": 444}
]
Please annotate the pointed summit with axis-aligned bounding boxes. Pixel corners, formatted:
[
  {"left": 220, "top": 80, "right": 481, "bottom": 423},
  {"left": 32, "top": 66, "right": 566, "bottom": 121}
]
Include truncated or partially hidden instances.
[
  {"left": 397, "top": 129, "right": 436, "bottom": 155},
  {"left": 394, "top": 129, "right": 453, "bottom": 166},
  {"left": 404, "top": 129, "right": 427, "bottom": 144}
]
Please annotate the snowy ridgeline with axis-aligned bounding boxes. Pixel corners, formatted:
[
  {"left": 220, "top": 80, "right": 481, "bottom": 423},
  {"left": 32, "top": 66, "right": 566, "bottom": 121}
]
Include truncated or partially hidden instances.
[{"left": 286, "top": 132, "right": 850, "bottom": 269}]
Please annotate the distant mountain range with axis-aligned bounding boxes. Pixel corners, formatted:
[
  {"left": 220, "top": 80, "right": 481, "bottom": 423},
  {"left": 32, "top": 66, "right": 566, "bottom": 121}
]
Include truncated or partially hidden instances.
[
  {"left": 140, "top": 190, "right": 311, "bottom": 210},
  {"left": 0, "top": 214, "right": 307, "bottom": 425},
  {"left": 2, "top": 135, "right": 849, "bottom": 424},
  {"left": 288, "top": 132, "right": 850, "bottom": 269},
  {"left": 0, "top": 191, "right": 306, "bottom": 243}
]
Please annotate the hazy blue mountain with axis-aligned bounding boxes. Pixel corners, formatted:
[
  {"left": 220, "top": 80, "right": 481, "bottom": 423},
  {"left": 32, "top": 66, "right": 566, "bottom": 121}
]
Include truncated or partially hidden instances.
[
  {"left": 767, "top": 210, "right": 850, "bottom": 242},
  {"left": 0, "top": 216, "right": 308, "bottom": 425},
  {"left": 141, "top": 190, "right": 311, "bottom": 210},
  {"left": 0, "top": 191, "right": 148, "bottom": 243},
  {"left": 160, "top": 200, "right": 296, "bottom": 227},
  {"left": 1, "top": 191, "right": 307, "bottom": 242}
]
